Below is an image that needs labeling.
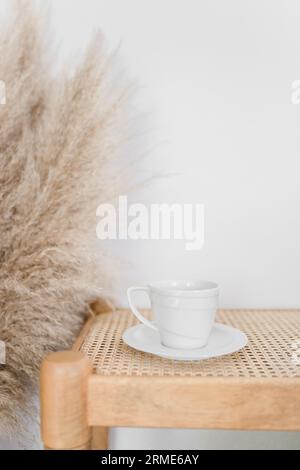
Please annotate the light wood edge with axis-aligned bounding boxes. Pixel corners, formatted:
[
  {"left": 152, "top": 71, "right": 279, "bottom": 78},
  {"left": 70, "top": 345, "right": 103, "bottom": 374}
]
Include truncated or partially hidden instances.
[
  {"left": 90, "top": 299, "right": 115, "bottom": 316},
  {"left": 71, "top": 300, "right": 114, "bottom": 449},
  {"left": 40, "top": 351, "right": 92, "bottom": 450},
  {"left": 73, "top": 299, "right": 115, "bottom": 352},
  {"left": 73, "top": 316, "right": 96, "bottom": 353},
  {"left": 92, "top": 427, "right": 109, "bottom": 450},
  {"left": 87, "top": 375, "right": 300, "bottom": 431}
]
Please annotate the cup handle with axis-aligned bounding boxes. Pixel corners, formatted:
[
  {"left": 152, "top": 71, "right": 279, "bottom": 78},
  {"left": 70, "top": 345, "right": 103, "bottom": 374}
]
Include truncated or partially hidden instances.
[{"left": 127, "top": 286, "right": 158, "bottom": 330}]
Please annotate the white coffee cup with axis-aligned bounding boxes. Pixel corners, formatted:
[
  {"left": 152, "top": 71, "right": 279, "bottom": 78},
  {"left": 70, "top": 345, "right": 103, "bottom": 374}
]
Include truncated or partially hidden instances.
[{"left": 127, "top": 280, "right": 219, "bottom": 350}]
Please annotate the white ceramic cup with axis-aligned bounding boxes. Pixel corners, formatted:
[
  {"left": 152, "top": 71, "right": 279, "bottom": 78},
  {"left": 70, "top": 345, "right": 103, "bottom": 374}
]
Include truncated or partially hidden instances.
[{"left": 127, "top": 280, "right": 219, "bottom": 350}]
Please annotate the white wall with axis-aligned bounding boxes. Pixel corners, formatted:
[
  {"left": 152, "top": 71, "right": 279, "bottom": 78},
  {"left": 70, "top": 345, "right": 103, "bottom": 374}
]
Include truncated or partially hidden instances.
[
  {"left": 49, "top": 0, "right": 300, "bottom": 310},
  {"left": 2, "top": 0, "right": 300, "bottom": 449},
  {"left": 52, "top": 0, "right": 300, "bottom": 450}
]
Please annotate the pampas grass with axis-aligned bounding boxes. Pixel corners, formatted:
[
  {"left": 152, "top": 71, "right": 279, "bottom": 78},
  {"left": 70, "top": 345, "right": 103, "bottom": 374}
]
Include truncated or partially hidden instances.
[{"left": 0, "top": 0, "right": 130, "bottom": 437}]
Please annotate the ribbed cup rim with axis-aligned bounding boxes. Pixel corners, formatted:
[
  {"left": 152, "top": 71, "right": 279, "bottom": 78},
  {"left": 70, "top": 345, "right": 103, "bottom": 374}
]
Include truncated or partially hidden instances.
[{"left": 149, "top": 280, "right": 219, "bottom": 297}]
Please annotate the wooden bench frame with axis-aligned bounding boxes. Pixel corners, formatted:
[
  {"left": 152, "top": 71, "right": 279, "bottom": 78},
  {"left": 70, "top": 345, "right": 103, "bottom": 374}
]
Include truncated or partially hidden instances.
[{"left": 40, "top": 301, "right": 300, "bottom": 450}]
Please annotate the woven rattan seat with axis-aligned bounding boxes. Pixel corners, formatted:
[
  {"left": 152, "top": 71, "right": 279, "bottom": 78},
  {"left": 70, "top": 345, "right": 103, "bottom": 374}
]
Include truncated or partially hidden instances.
[
  {"left": 80, "top": 309, "right": 300, "bottom": 379},
  {"left": 40, "top": 307, "right": 300, "bottom": 450}
]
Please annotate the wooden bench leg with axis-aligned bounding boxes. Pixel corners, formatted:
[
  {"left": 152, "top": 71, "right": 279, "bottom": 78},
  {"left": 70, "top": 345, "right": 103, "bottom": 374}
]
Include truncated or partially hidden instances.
[
  {"left": 92, "top": 427, "right": 109, "bottom": 450},
  {"left": 40, "top": 351, "right": 92, "bottom": 450}
]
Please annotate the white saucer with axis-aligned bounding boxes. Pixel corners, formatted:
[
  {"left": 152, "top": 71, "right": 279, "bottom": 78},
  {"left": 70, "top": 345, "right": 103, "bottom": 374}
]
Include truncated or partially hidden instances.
[{"left": 122, "top": 322, "right": 247, "bottom": 361}]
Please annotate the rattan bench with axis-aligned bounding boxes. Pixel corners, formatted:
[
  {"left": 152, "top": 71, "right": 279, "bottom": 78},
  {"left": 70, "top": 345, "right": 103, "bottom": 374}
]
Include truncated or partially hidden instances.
[{"left": 40, "top": 302, "right": 300, "bottom": 450}]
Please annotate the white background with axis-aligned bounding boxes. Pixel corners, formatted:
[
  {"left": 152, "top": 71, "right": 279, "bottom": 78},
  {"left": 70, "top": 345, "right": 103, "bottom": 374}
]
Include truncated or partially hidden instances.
[
  {"left": 62, "top": 0, "right": 300, "bottom": 310},
  {"left": 1, "top": 0, "right": 300, "bottom": 449}
]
